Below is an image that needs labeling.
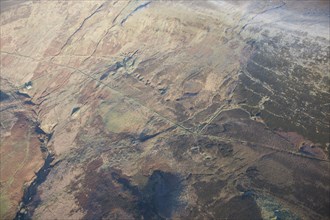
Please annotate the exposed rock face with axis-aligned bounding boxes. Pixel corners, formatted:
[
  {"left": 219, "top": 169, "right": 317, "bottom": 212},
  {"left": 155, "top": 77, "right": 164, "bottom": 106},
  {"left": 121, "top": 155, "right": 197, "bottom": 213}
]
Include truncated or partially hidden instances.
[{"left": 0, "top": 0, "right": 329, "bottom": 219}]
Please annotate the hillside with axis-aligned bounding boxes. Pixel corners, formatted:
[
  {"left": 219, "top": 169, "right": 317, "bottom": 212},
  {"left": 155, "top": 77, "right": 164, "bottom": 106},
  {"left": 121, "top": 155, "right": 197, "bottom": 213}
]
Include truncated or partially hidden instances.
[{"left": 1, "top": 1, "right": 329, "bottom": 219}]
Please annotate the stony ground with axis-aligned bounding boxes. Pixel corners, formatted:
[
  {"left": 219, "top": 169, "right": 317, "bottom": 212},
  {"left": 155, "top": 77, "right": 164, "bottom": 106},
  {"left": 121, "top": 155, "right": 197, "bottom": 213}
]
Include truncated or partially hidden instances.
[{"left": 0, "top": 1, "right": 329, "bottom": 219}]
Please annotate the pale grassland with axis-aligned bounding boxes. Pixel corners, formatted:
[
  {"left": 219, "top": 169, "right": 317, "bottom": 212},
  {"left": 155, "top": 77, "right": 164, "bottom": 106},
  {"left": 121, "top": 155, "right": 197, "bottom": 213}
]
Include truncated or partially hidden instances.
[{"left": 99, "top": 101, "right": 146, "bottom": 133}]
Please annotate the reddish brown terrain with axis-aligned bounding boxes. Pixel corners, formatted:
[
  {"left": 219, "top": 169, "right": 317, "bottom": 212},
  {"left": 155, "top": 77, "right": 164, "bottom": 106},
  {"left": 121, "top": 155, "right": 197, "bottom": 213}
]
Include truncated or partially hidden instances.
[
  {"left": 0, "top": 93, "right": 45, "bottom": 219},
  {"left": 0, "top": 1, "right": 329, "bottom": 220}
]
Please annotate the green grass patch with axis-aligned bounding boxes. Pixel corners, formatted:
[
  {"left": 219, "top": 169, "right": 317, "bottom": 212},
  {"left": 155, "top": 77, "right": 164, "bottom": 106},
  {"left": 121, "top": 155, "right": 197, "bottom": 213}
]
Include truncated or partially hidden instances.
[
  {"left": 0, "top": 193, "right": 10, "bottom": 219},
  {"left": 99, "top": 101, "right": 146, "bottom": 133}
]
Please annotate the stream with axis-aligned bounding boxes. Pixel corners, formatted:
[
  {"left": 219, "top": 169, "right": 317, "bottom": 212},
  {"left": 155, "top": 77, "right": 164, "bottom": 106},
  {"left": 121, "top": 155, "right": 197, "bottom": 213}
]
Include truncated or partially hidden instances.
[{"left": 14, "top": 128, "right": 55, "bottom": 220}]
